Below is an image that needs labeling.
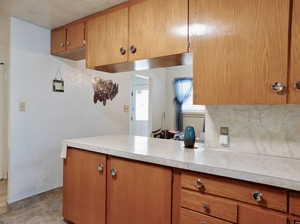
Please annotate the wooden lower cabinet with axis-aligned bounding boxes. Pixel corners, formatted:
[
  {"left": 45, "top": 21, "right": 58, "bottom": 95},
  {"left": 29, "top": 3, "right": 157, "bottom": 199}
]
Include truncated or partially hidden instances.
[
  {"left": 107, "top": 157, "right": 172, "bottom": 224},
  {"left": 63, "top": 148, "right": 106, "bottom": 224},
  {"left": 63, "top": 150, "right": 296, "bottom": 224}
]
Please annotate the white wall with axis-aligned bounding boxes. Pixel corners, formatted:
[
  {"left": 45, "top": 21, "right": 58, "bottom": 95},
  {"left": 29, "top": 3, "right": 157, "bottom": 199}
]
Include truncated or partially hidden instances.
[
  {"left": 8, "top": 18, "right": 131, "bottom": 203},
  {"left": 0, "top": 12, "right": 10, "bottom": 179}
]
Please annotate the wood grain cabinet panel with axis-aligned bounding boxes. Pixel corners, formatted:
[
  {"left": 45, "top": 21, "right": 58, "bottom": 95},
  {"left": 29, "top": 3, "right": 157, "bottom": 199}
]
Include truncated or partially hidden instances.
[
  {"left": 190, "top": 0, "right": 290, "bottom": 105},
  {"left": 129, "top": 0, "right": 188, "bottom": 61},
  {"left": 107, "top": 157, "right": 172, "bottom": 224},
  {"left": 180, "top": 208, "right": 232, "bottom": 224},
  {"left": 86, "top": 7, "right": 129, "bottom": 68},
  {"left": 51, "top": 28, "right": 66, "bottom": 55},
  {"left": 181, "top": 171, "right": 288, "bottom": 212},
  {"left": 239, "top": 205, "right": 288, "bottom": 224},
  {"left": 181, "top": 189, "right": 237, "bottom": 223},
  {"left": 66, "top": 22, "right": 85, "bottom": 51},
  {"left": 289, "top": 0, "right": 300, "bottom": 104},
  {"left": 63, "top": 148, "right": 106, "bottom": 224},
  {"left": 290, "top": 192, "right": 300, "bottom": 217}
]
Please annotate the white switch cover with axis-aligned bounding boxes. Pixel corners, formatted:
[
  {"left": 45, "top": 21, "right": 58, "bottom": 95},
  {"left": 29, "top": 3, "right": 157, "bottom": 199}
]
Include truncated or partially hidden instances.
[
  {"left": 123, "top": 105, "right": 129, "bottom": 113},
  {"left": 19, "top": 102, "right": 26, "bottom": 112}
]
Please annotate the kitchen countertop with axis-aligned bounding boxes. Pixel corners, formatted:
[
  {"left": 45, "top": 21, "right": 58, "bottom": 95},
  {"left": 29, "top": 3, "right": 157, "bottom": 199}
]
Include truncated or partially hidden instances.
[{"left": 63, "top": 135, "right": 300, "bottom": 191}]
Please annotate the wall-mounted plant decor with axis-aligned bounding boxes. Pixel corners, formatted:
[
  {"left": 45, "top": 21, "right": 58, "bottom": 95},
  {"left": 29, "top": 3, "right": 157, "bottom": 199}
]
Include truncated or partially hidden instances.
[{"left": 93, "top": 78, "right": 119, "bottom": 106}]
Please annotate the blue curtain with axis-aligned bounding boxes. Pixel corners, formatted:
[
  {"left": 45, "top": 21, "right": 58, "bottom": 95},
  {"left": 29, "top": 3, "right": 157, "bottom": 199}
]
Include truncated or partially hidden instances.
[{"left": 174, "top": 78, "right": 193, "bottom": 131}]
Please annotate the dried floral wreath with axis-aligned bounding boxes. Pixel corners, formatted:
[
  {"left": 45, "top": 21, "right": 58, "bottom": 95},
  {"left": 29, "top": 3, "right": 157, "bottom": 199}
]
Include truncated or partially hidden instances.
[{"left": 92, "top": 78, "right": 119, "bottom": 106}]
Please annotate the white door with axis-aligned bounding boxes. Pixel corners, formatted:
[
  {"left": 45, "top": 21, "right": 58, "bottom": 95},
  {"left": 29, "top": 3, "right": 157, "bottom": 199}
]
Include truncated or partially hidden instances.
[{"left": 130, "top": 76, "right": 150, "bottom": 137}]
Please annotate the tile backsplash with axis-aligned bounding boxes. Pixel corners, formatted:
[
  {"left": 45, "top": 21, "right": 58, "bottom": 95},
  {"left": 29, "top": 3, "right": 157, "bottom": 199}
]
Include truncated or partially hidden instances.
[{"left": 205, "top": 105, "right": 300, "bottom": 159}]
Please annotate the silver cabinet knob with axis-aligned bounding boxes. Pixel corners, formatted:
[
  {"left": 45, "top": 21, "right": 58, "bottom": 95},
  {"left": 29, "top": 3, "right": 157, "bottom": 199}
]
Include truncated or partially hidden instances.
[
  {"left": 252, "top": 192, "right": 263, "bottom": 202},
  {"left": 120, "top": 47, "right": 127, "bottom": 55},
  {"left": 294, "top": 81, "right": 300, "bottom": 91},
  {"left": 111, "top": 168, "right": 117, "bottom": 177},
  {"left": 202, "top": 203, "right": 210, "bottom": 211},
  {"left": 196, "top": 178, "right": 204, "bottom": 190},
  {"left": 96, "top": 164, "right": 104, "bottom": 172},
  {"left": 130, "top": 45, "right": 137, "bottom": 54},
  {"left": 271, "top": 82, "right": 286, "bottom": 94}
]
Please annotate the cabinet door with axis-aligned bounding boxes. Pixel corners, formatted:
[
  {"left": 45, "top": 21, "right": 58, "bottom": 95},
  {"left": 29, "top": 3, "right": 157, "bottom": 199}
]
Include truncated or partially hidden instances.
[
  {"left": 86, "top": 7, "right": 128, "bottom": 68},
  {"left": 239, "top": 205, "right": 287, "bottom": 224},
  {"left": 51, "top": 28, "right": 66, "bottom": 54},
  {"left": 289, "top": 0, "right": 300, "bottom": 104},
  {"left": 63, "top": 148, "right": 106, "bottom": 224},
  {"left": 107, "top": 157, "right": 172, "bottom": 224},
  {"left": 129, "top": 0, "right": 188, "bottom": 61},
  {"left": 190, "top": 0, "right": 290, "bottom": 105},
  {"left": 66, "top": 22, "right": 85, "bottom": 51}
]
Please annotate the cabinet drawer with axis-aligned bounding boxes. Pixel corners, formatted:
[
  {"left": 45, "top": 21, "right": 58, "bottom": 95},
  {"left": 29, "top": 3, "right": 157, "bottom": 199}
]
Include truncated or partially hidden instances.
[
  {"left": 181, "top": 189, "right": 237, "bottom": 223},
  {"left": 239, "top": 204, "right": 288, "bottom": 224},
  {"left": 181, "top": 171, "right": 287, "bottom": 212},
  {"left": 181, "top": 208, "right": 232, "bottom": 224},
  {"left": 290, "top": 192, "right": 300, "bottom": 217}
]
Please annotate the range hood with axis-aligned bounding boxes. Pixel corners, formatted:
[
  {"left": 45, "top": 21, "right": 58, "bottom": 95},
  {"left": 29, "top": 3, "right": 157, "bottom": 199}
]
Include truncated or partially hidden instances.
[{"left": 92, "top": 53, "right": 192, "bottom": 73}]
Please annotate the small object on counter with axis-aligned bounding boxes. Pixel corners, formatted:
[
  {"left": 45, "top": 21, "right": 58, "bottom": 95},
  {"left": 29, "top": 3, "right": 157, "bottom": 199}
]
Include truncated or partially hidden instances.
[{"left": 184, "top": 126, "right": 196, "bottom": 148}]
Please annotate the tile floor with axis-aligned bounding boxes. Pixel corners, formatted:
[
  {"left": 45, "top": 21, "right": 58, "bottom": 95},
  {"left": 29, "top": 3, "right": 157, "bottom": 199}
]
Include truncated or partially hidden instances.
[
  {"left": 0, "top": 188, "right": 65, "bottom": 224},
  {"left": 0, "top": 180, "right": 7, "bottom": 215}
]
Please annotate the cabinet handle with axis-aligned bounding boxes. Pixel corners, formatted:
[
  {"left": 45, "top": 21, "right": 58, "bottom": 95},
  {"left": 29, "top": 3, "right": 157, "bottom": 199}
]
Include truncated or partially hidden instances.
[
  {"left": 130, "top": 45, "right": 137, "bottom": 54},
  {"left": 82, "top": 40, "right": 86, "bottom": 46},
  {"left": 294, "top": 81, "right": 300, "bottom": 91},
  {"left": 202, "top": 203, "right": 210, "bottom": 212},
  {"left": 97, "top": 164, "right": 104, "bottom": 172},
  {"left": 195, "top": 178, "right": 204, "bottom": 190},
  {"left": 60, "top": 42, "right": 65, "bottom": 47},
  {"left": 111, "top": 168, "right": 117, "bottom": 177},
  {"left": 66, "top": 41, "right": 71, "bottom": 46},
  {"left": 271, "top": 82, "right": 286, "bottom": 94},
  {"left": 120, "top": 47, "right": 127, "bottom": 55},
  {"left": 252, "top": 192, "right": 263, "bottom": 202}
]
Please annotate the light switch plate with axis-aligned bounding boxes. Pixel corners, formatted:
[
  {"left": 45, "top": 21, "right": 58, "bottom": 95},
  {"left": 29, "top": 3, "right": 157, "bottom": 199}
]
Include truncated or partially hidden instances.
[
  {"left": 19, "top": 102, "right": 26, "bottom": 112},
  {"left": 123, "top": 105, "right": 129, "bottom": 113}
]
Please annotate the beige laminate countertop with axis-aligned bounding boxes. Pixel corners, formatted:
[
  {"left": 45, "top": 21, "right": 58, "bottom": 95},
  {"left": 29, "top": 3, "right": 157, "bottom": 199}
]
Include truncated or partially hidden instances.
[{"left": 63, "top": 135, "right": 300, "bottom": 191}]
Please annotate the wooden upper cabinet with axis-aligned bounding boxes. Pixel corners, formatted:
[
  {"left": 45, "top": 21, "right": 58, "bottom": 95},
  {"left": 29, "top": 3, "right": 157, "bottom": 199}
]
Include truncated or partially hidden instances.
[
  {"left": 190, "top": 0, "right": 290, "bottom": 105},
  {"left": 239, "top": 205, "right": 287, "bottom": 224},
  {"left": 289, "top": 0, "right": 300, "bottom": 104},
  {"left": 107, "top": 157, "right": 172, "bottom": 224},
  {"left": 51, "top": 22, "right": 86, "bottom": 60},
  {"left": 63, "top": 148, "right": 106, "bottom": 224},
  {"left": 86, "top": 7, "right": 129, "bottom": 68},
  {"left": 66, "top": 22, "right": 85, "bottom": 51},
  {"left": 129, "top": 0, "right": 188, "bottom": 61},
  {"left": 51, "top": 28, "right": 66, "bottom": 55}
]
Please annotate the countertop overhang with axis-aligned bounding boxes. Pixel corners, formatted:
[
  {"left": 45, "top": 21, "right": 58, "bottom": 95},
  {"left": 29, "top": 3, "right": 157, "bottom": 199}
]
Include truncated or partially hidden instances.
[{"left": 63, "top": 135, "right": 300, "bottom": 191}]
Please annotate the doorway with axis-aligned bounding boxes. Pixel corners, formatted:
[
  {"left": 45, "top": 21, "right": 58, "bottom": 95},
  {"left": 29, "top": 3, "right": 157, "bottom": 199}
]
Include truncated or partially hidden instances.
[
  {"left": 0, "top": 63, "right": 8, "bottom": 214},
  {"left": 129, "top": 75, "right": 151, "bottom": 137}
]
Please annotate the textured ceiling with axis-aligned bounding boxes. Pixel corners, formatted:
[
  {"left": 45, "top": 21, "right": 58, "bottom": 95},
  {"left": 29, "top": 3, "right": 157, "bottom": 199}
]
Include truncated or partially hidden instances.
[{"left": 0, "top": 0, "right": 127, "bottom": 29}]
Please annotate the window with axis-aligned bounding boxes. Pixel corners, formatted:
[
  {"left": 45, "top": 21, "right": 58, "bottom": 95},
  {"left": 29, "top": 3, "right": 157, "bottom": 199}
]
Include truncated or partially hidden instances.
[{"left": 182, "top": 89, "right": 206, "bottom": 113}]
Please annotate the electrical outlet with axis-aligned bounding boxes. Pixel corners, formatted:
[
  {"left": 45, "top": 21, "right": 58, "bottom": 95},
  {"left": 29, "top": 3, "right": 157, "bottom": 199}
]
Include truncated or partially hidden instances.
[{"left": 19, "top": 102, "right": 26, "bottom": 112}]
